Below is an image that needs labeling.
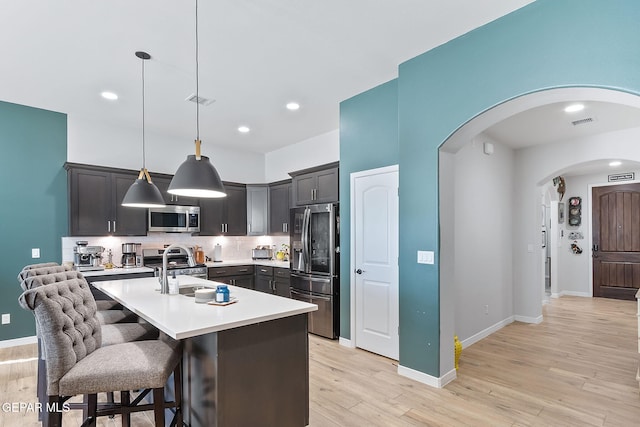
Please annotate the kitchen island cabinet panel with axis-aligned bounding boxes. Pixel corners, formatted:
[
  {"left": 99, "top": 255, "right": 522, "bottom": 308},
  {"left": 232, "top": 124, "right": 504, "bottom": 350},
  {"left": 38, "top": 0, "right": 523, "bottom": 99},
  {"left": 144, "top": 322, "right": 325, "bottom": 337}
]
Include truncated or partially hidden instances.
[
  {"left": 269, "top": 180, "right": 292, "bottom": 235},
  {"left": 66, "top": 163, "right": 147, "bottom": 236},
  {"left": 184, "top": 314, "right": 309, "bottom": 427}
]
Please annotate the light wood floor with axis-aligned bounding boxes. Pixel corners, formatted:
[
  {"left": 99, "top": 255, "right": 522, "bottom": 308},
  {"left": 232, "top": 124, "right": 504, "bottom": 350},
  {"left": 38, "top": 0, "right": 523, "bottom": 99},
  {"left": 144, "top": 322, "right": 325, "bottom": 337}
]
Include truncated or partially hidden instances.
[{"left": 1, "top": 296, "right": 638, "bottom": 426}]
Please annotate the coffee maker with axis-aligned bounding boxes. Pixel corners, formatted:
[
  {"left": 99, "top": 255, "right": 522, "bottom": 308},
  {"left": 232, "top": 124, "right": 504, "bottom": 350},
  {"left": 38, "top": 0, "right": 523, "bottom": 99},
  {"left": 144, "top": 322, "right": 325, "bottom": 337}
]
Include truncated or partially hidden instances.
[
  {"left": 121, "top": 243, "right": 141, "bottom": 268},
  {"left": 73, "top": 241, "right": 105, "bottom": 271}
]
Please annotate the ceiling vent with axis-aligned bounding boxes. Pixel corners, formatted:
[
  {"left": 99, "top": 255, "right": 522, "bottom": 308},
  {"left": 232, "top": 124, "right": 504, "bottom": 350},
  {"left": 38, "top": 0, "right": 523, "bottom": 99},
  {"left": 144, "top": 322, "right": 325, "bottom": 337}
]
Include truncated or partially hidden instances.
[
  {"left": 571, "top": 117, "right": 595, "bottom": 126},
  {"left": 185, "top": 94, "right": 215, "bottom": 106}
]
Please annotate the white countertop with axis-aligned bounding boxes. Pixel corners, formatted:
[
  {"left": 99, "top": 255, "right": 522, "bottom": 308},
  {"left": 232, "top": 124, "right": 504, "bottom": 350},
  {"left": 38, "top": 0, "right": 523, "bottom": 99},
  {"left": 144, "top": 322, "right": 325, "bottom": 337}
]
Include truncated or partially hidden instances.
[
  {"left": 205, "top": 259, "right": 290, "bottom": 269},
  {"left": 92, "top": 276, "right": 316, "bottom": 340},
  {"left": 82, "top": 267, "right": 154, "bottom": 277}
]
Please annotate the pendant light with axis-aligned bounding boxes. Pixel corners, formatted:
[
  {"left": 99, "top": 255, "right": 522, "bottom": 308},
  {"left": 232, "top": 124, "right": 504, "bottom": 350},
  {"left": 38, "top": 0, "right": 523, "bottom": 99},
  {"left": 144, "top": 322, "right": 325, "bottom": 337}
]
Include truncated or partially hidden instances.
[
  {"left": 122, "top": 51, "right": 166, "bottom": 208},
  {"left": 168, "top": 0, "right": 226, "bottom": 198}
]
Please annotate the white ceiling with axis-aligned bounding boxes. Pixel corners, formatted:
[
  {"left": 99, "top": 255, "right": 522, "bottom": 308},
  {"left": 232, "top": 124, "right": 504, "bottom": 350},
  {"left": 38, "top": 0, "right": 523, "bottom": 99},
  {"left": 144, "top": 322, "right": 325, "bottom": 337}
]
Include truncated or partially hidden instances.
[
  {"left": 483, "top": 99, "right": 640, "bottom": 177},
  {"left": 0, "top": 0, "right": 535, "bottom": 154},
  {"left": 484, "top": 101, "right": 640, "bottom": 150}
]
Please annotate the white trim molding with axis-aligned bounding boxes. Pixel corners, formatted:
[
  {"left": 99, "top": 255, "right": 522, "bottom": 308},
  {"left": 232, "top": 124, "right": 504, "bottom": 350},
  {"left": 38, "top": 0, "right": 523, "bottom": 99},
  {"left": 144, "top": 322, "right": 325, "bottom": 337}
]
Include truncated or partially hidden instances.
[
  {"left": 339, "top": 337, "right": 355, "bottom": 348},
  {"left": 0, "top": 335, "right": 37, "bottom": 349},
  {"left": 461, "top": 316, "right": 515, "bottom": 349},
  {"left": 514, "top": 314, "right": 543, "bottom": 324},
  {"left": 398, "top": 364, "right": 456, "bottom": 388}
]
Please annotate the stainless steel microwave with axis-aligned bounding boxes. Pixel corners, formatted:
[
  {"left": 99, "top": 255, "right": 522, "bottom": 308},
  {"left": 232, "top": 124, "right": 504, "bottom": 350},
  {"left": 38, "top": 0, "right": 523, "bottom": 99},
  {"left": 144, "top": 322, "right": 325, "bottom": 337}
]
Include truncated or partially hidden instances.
[{"left": 148, "top": 206, "right": 200, "bottom": 233}]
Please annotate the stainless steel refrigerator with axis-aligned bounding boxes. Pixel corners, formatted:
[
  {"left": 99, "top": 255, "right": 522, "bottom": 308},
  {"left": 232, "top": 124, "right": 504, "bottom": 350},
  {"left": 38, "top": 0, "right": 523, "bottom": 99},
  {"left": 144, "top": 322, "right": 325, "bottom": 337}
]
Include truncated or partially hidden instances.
[{"left": 289, "top": 203, "right": 339, "bottom": 339}]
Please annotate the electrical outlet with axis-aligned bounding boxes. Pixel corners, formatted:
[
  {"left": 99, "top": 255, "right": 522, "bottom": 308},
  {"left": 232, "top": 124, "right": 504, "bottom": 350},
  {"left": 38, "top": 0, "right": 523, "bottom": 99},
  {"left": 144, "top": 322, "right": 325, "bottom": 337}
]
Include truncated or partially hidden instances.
[
  {"left": 484, "top": 305, "right": 489, "bottom": 315},
  {"left": 32, "top": 248, "right": 40, "bottom": 258},
  {"left": 1, "top": 313, "right": 10, "bottom": 325}
]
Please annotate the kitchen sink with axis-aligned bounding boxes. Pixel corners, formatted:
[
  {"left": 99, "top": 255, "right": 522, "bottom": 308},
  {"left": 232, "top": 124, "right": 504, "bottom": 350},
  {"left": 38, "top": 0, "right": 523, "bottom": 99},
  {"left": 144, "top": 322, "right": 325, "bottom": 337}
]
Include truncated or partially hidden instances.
[{"left": 179, "top": 285, "right": 211, "bottom": 297}]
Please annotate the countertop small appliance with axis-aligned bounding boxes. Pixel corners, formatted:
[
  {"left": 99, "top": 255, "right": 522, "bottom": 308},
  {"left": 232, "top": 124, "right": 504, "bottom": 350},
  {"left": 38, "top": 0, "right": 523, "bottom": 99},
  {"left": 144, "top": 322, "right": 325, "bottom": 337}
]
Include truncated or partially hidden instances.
[
  {"left": 121, "top": 242, "right": 142, "bottom": 268},
  {"left": 251, "top": 246, "right": 273, "bottom": 260},
  {"left": 73, "top": 241, "right": 105, "bottom": 272}
]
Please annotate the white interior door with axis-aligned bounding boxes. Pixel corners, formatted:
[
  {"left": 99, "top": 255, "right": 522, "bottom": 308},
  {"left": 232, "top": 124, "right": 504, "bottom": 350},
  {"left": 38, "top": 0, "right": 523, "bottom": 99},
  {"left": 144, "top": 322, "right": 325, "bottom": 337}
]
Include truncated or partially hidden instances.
[{"left": 353, "top": 166, "right": 399, "bottom": 360}]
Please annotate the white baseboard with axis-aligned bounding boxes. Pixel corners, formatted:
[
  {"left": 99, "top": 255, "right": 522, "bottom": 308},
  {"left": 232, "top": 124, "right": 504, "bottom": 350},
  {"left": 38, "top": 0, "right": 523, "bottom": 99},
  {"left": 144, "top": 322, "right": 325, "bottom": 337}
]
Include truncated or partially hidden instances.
[
  {"left": 558, "top": 290, "right": 591, "bottom": 298},
  {"left": 398, "top": 364, "right": 455, "bottom": 388},
  {"left": 338, "top": 337, "right": 355, "bottom": 348},
  {"left": 514, "top": 314, "right": 543, "bottom": 324},
  {"left": 0, "top": 336, "right": 37, "bottom": 348},
  {"left": 461, "top": 316, "right": 514, "bottom": 349}
]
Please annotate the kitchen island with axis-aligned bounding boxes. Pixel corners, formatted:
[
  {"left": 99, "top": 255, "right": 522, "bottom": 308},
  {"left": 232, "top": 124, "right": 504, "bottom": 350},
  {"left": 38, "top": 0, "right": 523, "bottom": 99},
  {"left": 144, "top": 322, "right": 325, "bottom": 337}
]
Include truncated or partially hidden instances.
[{"left": 92, "top": 276, "right": 317, "bottom": 427}]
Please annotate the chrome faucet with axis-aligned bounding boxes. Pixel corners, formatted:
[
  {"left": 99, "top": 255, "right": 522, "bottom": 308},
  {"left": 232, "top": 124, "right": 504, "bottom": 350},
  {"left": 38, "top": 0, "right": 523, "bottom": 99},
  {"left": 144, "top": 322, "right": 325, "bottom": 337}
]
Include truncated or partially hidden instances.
[{"left": 161, "top": 243, "right": 196, "bottom": 294}]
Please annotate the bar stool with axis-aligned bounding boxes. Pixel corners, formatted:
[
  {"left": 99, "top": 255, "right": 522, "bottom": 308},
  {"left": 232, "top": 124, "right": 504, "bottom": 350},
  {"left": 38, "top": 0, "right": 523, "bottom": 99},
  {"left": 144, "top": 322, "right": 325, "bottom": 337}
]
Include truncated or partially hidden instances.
[
  {"left": 18, "top": 279, "right": 182, "bottom": 427},
  {"left": 19, "top": 268, "right": 159, "bottom": 423}
]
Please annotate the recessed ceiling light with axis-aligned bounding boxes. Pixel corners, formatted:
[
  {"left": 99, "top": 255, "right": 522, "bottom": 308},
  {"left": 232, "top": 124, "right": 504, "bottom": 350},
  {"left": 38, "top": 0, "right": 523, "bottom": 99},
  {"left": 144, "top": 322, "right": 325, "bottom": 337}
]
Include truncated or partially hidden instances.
[
  {"left": 609, "top": 161, "right": 622, "bottom": 167},
  {"left": 238, "top": 126, "right": 250, "bottom": 133},
  {"left": 564, "top": 103, "right": 584, "bottom": 113},
  {"left": 101, "top": 91, "right": 118, "bottom": 100},
  {"left": 286, "top": 102, "right": 300, "bottom": 111}
]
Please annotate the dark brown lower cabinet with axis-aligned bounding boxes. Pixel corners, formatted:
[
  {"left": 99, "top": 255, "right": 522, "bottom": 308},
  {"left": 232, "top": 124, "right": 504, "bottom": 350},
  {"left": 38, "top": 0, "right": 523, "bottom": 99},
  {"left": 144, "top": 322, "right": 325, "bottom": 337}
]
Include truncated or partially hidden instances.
[
  {"left": 255, "top": 266, "right": 291, "bottom": 297},
  {"left": 208, "top": 265, "right": 254, "bottom": 289}
]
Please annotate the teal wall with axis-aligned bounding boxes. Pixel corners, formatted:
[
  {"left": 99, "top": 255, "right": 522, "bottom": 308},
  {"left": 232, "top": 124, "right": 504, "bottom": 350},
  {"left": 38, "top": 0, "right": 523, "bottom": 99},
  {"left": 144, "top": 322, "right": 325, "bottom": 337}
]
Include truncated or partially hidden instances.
[
  {"left": 342, "top": 0, "right": 640, "bottom": 377},
  {"left": 0, "top": 101, "right": 67, "bottom": 341},
  {"left": 339, "top": 79, "right": 399, "bottom": 338}
]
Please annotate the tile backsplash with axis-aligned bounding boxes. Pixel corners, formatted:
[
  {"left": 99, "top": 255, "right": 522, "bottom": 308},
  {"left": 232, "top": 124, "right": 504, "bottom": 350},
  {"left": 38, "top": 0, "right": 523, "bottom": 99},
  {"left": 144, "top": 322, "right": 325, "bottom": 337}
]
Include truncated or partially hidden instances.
[{"left": 62, "top": 234, "right": 289, "bottom": 266}]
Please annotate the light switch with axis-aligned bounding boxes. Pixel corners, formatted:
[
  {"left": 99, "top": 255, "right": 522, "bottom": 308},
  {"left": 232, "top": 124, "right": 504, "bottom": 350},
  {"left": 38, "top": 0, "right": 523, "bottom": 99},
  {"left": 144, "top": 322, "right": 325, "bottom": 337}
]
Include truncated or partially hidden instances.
[
  {"left": 31, "top": 248, "right": 40, "bottom": 259},
  {"left": 417, "top": 250, "right": 434, "bottom": 265}
]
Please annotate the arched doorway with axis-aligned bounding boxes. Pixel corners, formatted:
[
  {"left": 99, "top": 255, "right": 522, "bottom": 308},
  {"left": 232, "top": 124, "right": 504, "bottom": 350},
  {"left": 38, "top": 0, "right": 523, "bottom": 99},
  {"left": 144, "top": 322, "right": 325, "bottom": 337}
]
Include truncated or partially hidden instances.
[{"left": 438, "top": 87, "right": 640, "bottom": 378}]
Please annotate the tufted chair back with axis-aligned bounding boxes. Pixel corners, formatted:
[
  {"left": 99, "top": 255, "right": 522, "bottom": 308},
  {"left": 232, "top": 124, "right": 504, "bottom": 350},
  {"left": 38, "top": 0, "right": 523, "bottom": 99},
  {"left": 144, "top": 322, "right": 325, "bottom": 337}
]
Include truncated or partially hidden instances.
[
  {"left": 19, "top": 279, "right": 102, "bottom": 395},
  {"left": 21, "top": 262, "right": 60, "bottom": 271},
  {"left": 17, "top": 265, "right": 70, "bottom": 284},
  {"left": 21, "top": 270, "right": 86, "bottom": 291}
]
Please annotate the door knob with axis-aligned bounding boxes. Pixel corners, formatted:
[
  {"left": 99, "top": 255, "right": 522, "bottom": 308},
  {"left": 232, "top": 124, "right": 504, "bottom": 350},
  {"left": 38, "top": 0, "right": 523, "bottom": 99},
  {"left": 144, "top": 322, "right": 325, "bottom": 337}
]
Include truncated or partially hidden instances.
[{"left": 355, "top": 269, "right": 364, "bottom": 274}]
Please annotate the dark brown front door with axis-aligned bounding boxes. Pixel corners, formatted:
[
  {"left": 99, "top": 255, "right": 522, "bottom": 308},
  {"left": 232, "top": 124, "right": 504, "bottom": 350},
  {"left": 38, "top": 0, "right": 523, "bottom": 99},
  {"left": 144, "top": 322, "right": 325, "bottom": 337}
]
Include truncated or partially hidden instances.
[{"left": 592, "top": 183, "right": 640, "bottom": 300}]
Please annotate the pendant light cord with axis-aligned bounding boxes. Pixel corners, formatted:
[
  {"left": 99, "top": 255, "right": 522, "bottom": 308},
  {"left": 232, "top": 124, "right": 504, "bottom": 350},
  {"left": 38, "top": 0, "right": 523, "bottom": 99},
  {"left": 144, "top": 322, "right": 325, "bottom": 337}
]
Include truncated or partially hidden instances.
[
  {"left": 141, "top": 55, "right": 146, "bottom": 170},
  {"left": 195, "top": 0, "right": 200, "bottom": 142}
]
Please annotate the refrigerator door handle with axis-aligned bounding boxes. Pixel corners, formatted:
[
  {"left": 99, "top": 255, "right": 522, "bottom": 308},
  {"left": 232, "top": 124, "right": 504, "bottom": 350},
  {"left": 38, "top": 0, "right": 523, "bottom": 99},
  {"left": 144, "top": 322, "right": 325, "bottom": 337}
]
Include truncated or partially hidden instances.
[{"left": 302, "top": 207, "right": 311, "bottom": 273}]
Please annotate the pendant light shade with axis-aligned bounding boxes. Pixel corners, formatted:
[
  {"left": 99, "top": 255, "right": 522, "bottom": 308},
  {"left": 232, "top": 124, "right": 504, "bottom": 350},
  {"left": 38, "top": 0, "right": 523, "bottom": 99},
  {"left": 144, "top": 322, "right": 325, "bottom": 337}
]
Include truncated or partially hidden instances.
[
  {"left": 122, "top": 51, "right": 166, "bottom": 208},
  {"left": 168, "top": 0, "right": 226, "bottom": 199},
  {"left": 168, "top": 141, "right": 226, "bottom": 198},
  {"left": 122, "top": 169, "right": 167, "bottom": 207}
]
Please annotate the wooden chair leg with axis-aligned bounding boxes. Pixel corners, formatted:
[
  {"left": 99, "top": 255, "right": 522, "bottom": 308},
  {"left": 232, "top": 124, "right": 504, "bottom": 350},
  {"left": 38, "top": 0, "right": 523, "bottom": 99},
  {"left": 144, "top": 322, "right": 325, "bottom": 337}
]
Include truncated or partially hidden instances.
[
  {"left": 121, "top": 391, "right": 131, "bottom": 427},
  {"left": 153, "top": 388, "right": 165, "bottom": 426},
  {"left": 85, "top": 393, "right": 97, "bottom": 427},
  {"left": 173, "top": 363, "right": 183, "bottom": 427},
  {"left": 107, "top": 391, "right": 115, "bottom": 418},
  {"left": 37, "top": 339, "right": 46, "bottom": 422},
  {"left": 46, "top": 396, "right": 62, "bottom": 427}
]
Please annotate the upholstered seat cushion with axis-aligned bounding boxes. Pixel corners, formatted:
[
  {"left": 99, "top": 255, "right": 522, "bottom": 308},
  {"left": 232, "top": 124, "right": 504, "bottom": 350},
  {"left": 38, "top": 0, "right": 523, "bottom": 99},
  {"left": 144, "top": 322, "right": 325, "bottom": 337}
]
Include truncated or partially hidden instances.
[
  {"left": 101, "top": 323, "right": 159, "bottom": 346},
  {"left": 58, "top": 340, "right": 181, "bottom": 396}
]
